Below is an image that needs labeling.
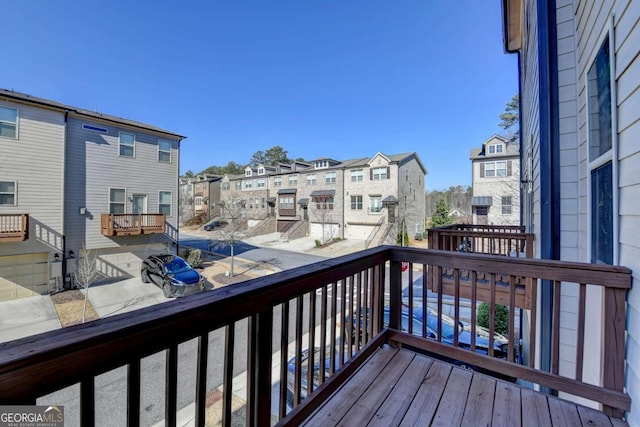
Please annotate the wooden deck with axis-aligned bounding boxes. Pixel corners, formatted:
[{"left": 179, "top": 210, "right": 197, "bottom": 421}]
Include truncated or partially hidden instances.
[{"left": 301, "top": 346, "right": 628, "bottom": 427}]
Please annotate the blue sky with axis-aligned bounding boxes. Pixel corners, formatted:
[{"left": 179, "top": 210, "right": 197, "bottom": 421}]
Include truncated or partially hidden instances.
[{"left": 1, "top": 1, "right": 517, "bottom": 191}]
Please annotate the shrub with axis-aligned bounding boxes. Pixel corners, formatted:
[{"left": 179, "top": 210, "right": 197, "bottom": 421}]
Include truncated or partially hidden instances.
[
  {"left": 315, "top": 239, "right": 322, "bottom": 247},
  {"left": 186, "top": 249, "right": 202, "bottom": 268},
  {"left": 397, "top": 231, "right": 409, "bottom": 246},
  {"left": 477, "top": 302, "right": 510, "bottom": 336}
]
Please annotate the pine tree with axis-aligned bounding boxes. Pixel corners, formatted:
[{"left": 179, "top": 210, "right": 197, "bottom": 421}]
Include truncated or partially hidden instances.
[{"left": 431, "top": 199, "right": 453, "bottom": 227}]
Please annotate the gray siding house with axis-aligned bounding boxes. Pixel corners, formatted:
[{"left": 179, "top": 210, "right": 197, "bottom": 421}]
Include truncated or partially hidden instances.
[
  {"left": 0, "top": 89, "right": 184, "bottom": 300},
  {"left": 503, "top": 0, "right": 640, "bottom": 422}
]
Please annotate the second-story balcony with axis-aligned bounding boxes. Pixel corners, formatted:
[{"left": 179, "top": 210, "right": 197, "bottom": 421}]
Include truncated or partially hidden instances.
[
  {"left": 100, "top": 213, "right": 166, "bottom": 236},
  {"left": 0, "top": 213, "right": 29, "bottom": 242},
  {"left": 0, "top": 246, "right": 631, "bottom": 426}
]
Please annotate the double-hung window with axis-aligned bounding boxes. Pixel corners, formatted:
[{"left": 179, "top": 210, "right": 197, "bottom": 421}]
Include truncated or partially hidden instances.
[
  {"left": 501, "top": 196, "right": 512, "bottom": 214},
  {"left": 222, "top": 182, "right": 230, "bottom": 191},
  {"left": 0, "top": 106, "right": 18, "bottom": 139},
  {"left": 158, "top": 139, "right": 171, "bottom": 162},
  {"left": 372, "top": 167, "right": 388, "bottom": 180},
  {"left": 325, "top": 171, "right": 336, "bottom": 184},
  {"left": 369, "top": 196, "right": 382, "bottom": 213},
  {"left": 274, "top": 177, "right": 282, "bottom": 187},
  {"left": 351, "top": 169, "right": 363, "bottom": 182},
  {"left": 588, "top": 35, "right": 614, "bottom": 265},
  {"left": 257, "top": 179, "right": 266, "bottom": 188},
  {"left": 109, "top": 188, "right": 126, "bottom": 213},
  {"left": 0, "top": 181, "right": 17, "bottom": 205},
  {"left": 244, "top": 180, "right": 253, "bottom": 189},
  {"left": 350, "top": 195, "right": 363, "bottom": 210},
  {"left": 119, "top": 132, "right": 135, "bottom": 157},
  {"left": 306, "top": 174, "right": 316, "bottom": 185},
  {"left": 159, "top": 191, "right": 172, "bottom": 215},
  {"left": 289, "top": 175, "right": 298, "bottom": 186}
]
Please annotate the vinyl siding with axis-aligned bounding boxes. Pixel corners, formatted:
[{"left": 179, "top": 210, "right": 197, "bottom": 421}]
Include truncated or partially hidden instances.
[
  {"left": 0, "top": 100, "right": 65, "bottom": 257},
  {"left": 64, "top": 116, "right": 179, "bottom": 254}
]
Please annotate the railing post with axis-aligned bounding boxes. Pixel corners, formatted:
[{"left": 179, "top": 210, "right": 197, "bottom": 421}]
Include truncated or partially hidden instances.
[
  {"left": 602, "top": 287, "right": 627, "bottom": 418},
  {"left": 389, "top": 257, "right": 402, "bottom": 332},
  {"left": 247, "top": 310, "right": 273, "bottom": 427}
]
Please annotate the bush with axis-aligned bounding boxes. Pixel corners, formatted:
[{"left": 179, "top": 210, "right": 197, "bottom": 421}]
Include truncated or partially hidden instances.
[
  {"left": 186, "top": 249, "right": 202, "bottom": 268},
  {"left": 397, "top": 231, "right": 409, "bottom": 246},
  {"left": 477, "top": 302, "right": 510, "bottom": 336},
  {"left": 315, "top": 239, "right": 322, "bottom": 247}
]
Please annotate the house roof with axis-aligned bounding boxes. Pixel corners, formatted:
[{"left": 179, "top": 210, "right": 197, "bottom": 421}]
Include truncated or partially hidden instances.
[
  {"left": 501, "top": 0, "right": 523, "bottom": 53},
  {"left": 382, "top": 195, "right": 398, "bottom": 204},
  {"left": 471, "top": 196, "right": 493, "bottom": 206},
  {"left": 297, "top": 198, "right": 309, "bottom": 206},
  {"left": 277, "top": 188, "right": 297, "bottom": 195},
  {"left": 0, "top": 88, "right": 186, "bottom": 139}
]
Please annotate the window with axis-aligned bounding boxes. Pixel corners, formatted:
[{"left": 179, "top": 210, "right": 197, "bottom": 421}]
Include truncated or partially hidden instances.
[
  {"left": 488, "top": 144, "right": 503, "bottom": 154},
  {"left": 350, "top": 195, "right": 363, "bottom": 210},
  {"left": 289, "top": 175, "right": 298, "bottom": 186},
  {"left": 261, "top": 198, "right": 265, "bottom": 209},
  {"left": 306, "top": 174, "right": 316, "bottom": 185},
  {"left": 194, "top": 196, "right": 202, "bottom": 206},
  {"left": 313, "top": 195, "right": 334, "bottom": 210},
  {"left": 158, "top": 139, "right": 171, "bottom": 162},
  {"left": 257, "top": 179, "right": 266, "bottom": 188},
  {"left": 405, "top": 170, "right": 409, "bottom": 182},
  {"left": 501, "top": 196, "right": 512, "bottom": 214},
  {"left": 325, "top": 171, "right": 336, "bottom": 184},
  {"left": 315, "top": 160, "right": 328, "bottom": 169},
  {"left": 0, "top": 106, "right": 18, "bottom": 138},
  {"left": 482, "top": 161, "right": 508, "bottom": 177},
  {"left": 109, "top": 188, "right": 126, "bottom": 213},
  {"left": 279, "top": 196, "right": 294, "bottom": 210},
  {"left": 159, "top": 191, "right": 171, "bottom": 215},
  {"left": 274, "top": 177, "right": 282, "bottom": 187},
  {"left": 245, "top": 169, "right": 252, "bottom": 177},
  {"left": 351, "top": 169, "right": 364, "bottom": 182},
  {"left": 244, "top": 180, "right": 253, "bottom": 189},
  {"left": 0, "top": 181, "right": 16, "bottom": 205},
  {"left": 369, "top": 196, "right": 382, "bottom": 213},
  {"left": 119, "top": 132, "right": 135, "bottom": 157},
  {"left": 235, "top": 181, "right": 242, "bottom": 189},
  {"left": 258, "top": 167, "right": 265, "bottom": 175},
  {"left": 588, "top": 36, "right": 614, "bottom": 265},
  {"left": 249, "top": 199, "right": 254, "bottom": 209},
  {"left": 372, "top": 167, "right": 388, "bottom": 180},
  {"left": 222, "top": 182, "right": 230, "bottom": 190}
]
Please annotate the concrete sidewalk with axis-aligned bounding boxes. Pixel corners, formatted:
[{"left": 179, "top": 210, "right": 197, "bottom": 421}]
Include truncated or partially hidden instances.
[
  {"left": 0, "top": 295, "right": 60, "bottom": 343},
  {"left": 243, "top": 232, "right": 366, "bottom": 257}
]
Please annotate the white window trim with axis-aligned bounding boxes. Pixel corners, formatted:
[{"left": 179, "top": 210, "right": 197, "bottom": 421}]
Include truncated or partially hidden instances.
[
  {"left": 119, "top": 132, "right": 136, "bottom": 158},
  {"left": 159, "top": 191, "right": 172, "bottom": 216},
  {"left": 586, "top": 22, "right": 618, "bottom": 265},
  {"left": 158, "top": 139, "right": 172, "bottom": 163},
  {"left": 326, "top": 171, "right": 336, "bottom": 184},
  {"left": 108, "top": 187, "right": 127, "bottom": 214},
  {"left": 0, "top": 180, "right": 17, "bottom": 205},
  {"left": 0, "top": 105, "right": 19, "bottom": 139},
  {"left": 351, "top": 169, "right": 364, "bottom": 182}
]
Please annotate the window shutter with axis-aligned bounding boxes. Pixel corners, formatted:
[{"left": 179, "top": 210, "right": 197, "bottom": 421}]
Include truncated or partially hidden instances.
[
  {"left": 507, "top": 160, "right": 512, "bottom": 176},
  {"left": 370, "top": 169, "right": 373, "bottom": 180},
  {"left": 480, "top": 163, "right": 485, "bottom": 178},
  {"left": 386, "top": 167, "right": 390, "bottom": 179}
]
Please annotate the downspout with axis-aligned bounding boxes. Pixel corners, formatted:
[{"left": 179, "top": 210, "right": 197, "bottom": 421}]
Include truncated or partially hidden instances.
[
  {"left": 176, "top": 137, "right": 184, "bottom": 256},
  {"left": 538, "top": 0, "right": 560, "bottom": 381},
  {"left": 61, "top": 110, "right": 69, "bottom": 286}
]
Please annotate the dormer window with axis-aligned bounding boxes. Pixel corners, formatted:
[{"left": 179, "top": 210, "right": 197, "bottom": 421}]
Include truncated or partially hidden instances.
[
  {"left": 258, "top": 167, "right": 265, "bottom": 175},
  {"left": 245, "top": 169, "right": 252, "bottom": 177},
  {"left": 315, "top": 160, "right": 329, "bottom": 169},
  {"left": 488, "top": 144, "right": 504, "bottom": 154}
]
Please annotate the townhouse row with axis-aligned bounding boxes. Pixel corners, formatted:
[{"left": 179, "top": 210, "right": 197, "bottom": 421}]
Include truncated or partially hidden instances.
[
  {"left": 182, "top": 153, "right": 427, "bottom": 244},
  {"left": 0, "top": 89, "right": 184, "bottom": 301}
]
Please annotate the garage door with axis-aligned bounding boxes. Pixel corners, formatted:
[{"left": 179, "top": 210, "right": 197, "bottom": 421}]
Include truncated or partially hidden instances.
[
  {"left": 92, "top": 243, "right": 168, "bottom": 283},
  {"left": 0, "top": 253, "right": 49, "bottom": 301},
  {"left": 345, "top": 224, "right": 373, "bottom": 240},
  {"left": 310, "top": 223, "right": 339, "bottom": 241}
]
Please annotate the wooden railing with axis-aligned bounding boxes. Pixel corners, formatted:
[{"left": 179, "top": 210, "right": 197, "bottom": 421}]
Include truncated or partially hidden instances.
[
  {"left": 0, "top": 214, "right": 29, "bottom": 242},
  {"left": 0, "top": 247, "right": 631, "bottom": 426},
  {"left": 100, "top": 213, "right": 166, "bottom": 236},
  {"left": 428, "top": 224, "right": 534, "bottom": 257}
]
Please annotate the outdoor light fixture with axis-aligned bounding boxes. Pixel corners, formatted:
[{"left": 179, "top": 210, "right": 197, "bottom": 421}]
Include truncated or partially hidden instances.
[
  {"left": 69, "top": 250, "right": 75, "bottom": 258},
  {"left": 54, "top": 253, "right": 60, "bottom": 261}
]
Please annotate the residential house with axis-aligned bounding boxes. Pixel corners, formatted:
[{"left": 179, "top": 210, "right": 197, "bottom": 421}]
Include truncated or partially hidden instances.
[
  {"left": 502, "top": 0, "right": 640, "bottom": 422},
  {"left": 178, "top": 176, "right": 196, "bottom": 224},
  {"left": 470, "top": 135, "right": 520, "bottom": 225},
  {"left": 192, "top": 174, "right": 222, "bottom": 220},
  {"left": 0, "top": 89, "right": 184, "bottom": 300}
]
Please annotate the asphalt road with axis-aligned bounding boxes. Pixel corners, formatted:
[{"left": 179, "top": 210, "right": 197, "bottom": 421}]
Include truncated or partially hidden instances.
[{"left": 179, "top": 232, "right": 328, "bottom": 271}]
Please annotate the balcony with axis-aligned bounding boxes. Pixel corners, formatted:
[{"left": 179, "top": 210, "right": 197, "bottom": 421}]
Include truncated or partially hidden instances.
[
  {"left": 100, "top": 213, "right": 166, "bottom": 236},
  {"left": 0, "top": 247, "right": 631, "bottom": 426},
  {"left": 0, "top": 214, "right": 29, "bottom": 242}
]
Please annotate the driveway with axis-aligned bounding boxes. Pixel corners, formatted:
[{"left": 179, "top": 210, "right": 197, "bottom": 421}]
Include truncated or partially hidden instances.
[
  {"left": 0, "top": 295, "right": 60, "bottom": 343},
  {"left": 86, "top": 278, "right": 170, "bottom": 318}
]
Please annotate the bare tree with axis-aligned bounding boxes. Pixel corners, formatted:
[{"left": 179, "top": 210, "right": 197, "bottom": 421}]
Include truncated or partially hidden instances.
[
  {"left": 212, "top": 197, "right": 247, "bottom": 276},
  {"left": 74, "top": 246, "right": 98, "bottom": 323}
]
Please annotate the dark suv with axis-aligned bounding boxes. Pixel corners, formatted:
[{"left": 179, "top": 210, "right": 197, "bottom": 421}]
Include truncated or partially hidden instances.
[{"left": 141, "top": 254, "right": 205, "bottom": 298}]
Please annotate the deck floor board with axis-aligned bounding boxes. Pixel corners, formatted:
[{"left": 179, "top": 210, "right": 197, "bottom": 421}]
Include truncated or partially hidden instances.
[{"left": 299, "top": 347, "right": 629, "bottom": 427}]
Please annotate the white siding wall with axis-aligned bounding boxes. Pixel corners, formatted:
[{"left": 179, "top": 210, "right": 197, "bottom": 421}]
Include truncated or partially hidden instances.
[
  {"left": 64, "top": 116, "right": 179, "bottom": 279},
  {"left": 397, "top": 157, "right": 426, "bottom": 237},
  {"left": 0, "top": 101, "right": 65, "bottom": 259}
]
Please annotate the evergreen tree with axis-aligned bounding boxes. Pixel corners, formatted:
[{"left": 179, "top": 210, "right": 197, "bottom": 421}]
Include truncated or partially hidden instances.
[{"left": 431, "top": 199, "right": 454, "bottom": 227}]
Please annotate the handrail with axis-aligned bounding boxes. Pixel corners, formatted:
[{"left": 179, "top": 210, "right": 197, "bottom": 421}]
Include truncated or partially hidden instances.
[
  {"left": 100, "top": 213, "right": 166, "bottom": 236},
  {"left": 0, "top": 213, "right": 29, "bottom": 241},
  {"left": 0, "top": 246, "right": 631, "bottom": 423}
]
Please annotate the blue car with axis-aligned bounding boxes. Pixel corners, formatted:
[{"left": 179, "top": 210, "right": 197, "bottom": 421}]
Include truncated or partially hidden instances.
[{"left": 141, "top": 254, "right": 206, "bottom": 298}]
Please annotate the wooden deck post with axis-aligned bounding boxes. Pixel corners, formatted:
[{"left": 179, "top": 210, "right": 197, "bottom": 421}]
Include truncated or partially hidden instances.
[{"left": 602, "top": 287, "right": 628, "bottom": 418}]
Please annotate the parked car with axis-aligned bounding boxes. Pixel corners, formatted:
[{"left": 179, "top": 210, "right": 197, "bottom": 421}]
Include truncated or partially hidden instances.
[
  {"left": 286, "top": 347, "right": 341, "bottom": 407},
  {"left": 203, "top": 219, "right": 228, "bottom": 231},
  {"left": 348, "top": 305, "right": 517, "bottom": 378},
  {"left": 140, "top": 254, "right": 206, "bottom": 298}
]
